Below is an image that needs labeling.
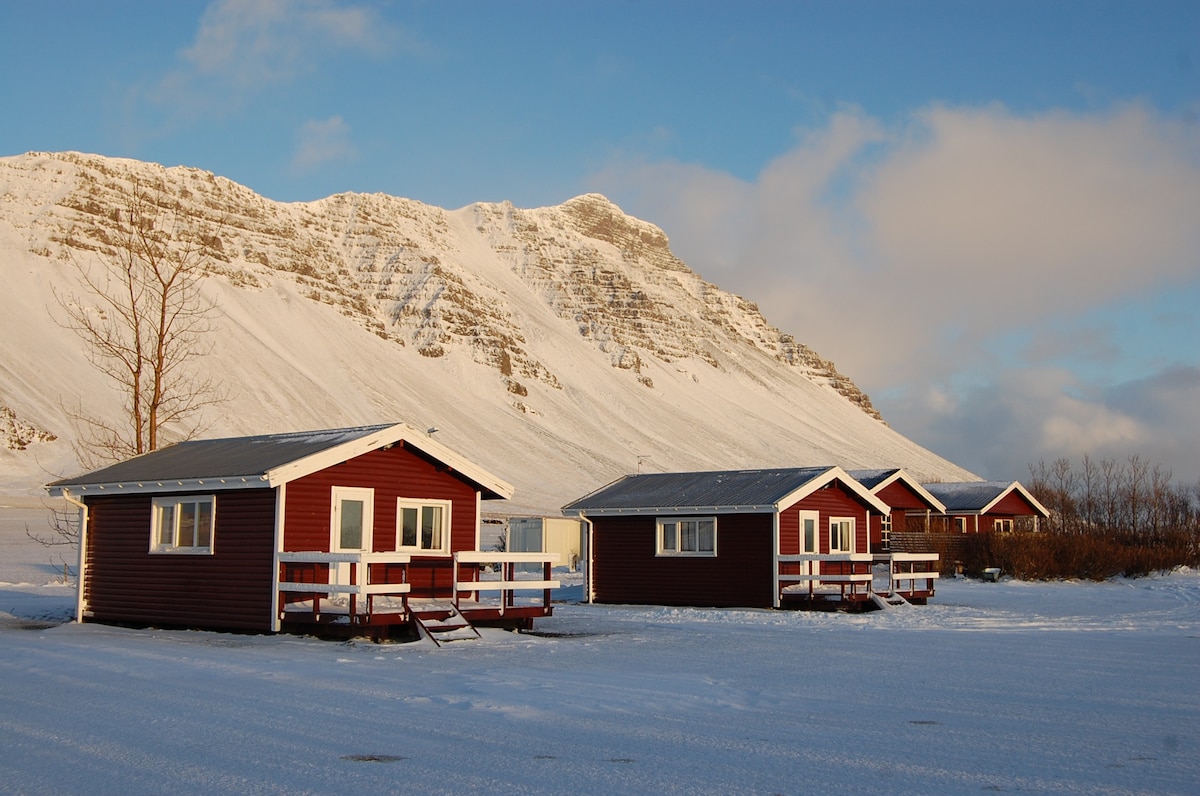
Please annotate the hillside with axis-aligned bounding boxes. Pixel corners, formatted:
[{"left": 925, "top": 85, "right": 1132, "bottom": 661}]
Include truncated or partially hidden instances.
[{"left": 0, "top": 151, "right": 975, "bottom": 513}]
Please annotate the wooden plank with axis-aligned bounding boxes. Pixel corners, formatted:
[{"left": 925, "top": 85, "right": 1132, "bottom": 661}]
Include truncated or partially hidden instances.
[{"left": 456, "top": 579, "right": 559, "bottom": 592}]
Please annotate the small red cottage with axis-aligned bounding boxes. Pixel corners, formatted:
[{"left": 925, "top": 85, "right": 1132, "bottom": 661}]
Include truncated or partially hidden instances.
[
  {"left": 922, "top": 481, "right": 1050, "bottom": 534},
  {"left": 46, "top": 423, "right": 558, "bottom": 640},
  {"left": 563, "top": 466, "right": 934, "bottom": 610},
  {"left": 848, "top": 469, "right": 947, "bottom": 551}
]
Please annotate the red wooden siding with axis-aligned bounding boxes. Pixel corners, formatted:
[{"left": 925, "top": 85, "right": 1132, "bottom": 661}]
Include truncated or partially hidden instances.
[
  {"left": 83, "top": 489, "right": 277, "bottom": 631},
  {"left": 281, "top": 443, "right": 480, "bottom": 598},
  {"left": 591, "top": 514, "right": 774, "bottom": 608},
  {"left": 778, "top": 483, "right": 872, "bottom": 555},
  {"left": 869, "top": 481, "right": 930, "bottom": 549},
  {"left": 988, "top": 490, "right": 1042, "bottom": 517}
]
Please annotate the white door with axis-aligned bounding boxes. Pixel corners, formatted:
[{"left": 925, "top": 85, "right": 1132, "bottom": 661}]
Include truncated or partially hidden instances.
[{"left": 331, "top": 487, "right": 374, "bottom": 608}]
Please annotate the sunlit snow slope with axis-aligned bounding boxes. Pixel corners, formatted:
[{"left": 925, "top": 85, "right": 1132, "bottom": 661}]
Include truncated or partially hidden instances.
[{"left": 0, "top": 152, "right": 975, "bottom": 513}]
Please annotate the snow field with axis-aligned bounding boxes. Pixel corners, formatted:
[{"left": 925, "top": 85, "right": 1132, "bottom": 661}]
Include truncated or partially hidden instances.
[{"left": 1, "top": 504, "right": 1197, "bottom": 795}]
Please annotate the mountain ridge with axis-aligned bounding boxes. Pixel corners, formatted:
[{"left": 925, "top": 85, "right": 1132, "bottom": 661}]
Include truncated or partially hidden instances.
[{"left": 0, "top": 151, "right": 975, "bottom": 512}]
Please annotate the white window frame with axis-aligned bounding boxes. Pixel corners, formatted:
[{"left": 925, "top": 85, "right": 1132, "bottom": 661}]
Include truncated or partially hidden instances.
[
  {"left": 955, "top": 516, "right": 968, "bottom": 534},
  {"left": 829, "top": 517, "right": 855, "bottom": 554},
  {"left": 994, "top": 518, "right": 1014, "bottom": 533},
  {"left": 656, "top": 517, "right": 717, "bottom": 557},
  {"left": 331, "top": 486, "right": 374, "bottom": 553},
  {"left": 798, "top": 510, "right": 819, "bottom": 554},
  {"left": 880, "top": 513, "right": 893, "bottom": 551},
  {"left": 150, "top": 495, "right": 216, "bottom": 555},
  {"left": 396, "top": 498, "right": 453, "bottom": 556}
]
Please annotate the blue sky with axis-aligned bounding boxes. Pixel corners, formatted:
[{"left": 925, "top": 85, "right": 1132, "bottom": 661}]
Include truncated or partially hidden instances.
[{"left": 3, "top": 1, "right": 1199, "bottom": 485}]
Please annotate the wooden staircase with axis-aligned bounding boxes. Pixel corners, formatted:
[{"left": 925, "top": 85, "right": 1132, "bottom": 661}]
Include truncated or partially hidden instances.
[
  {"left": 410, "top": 603, "right": 481, "bottom": 646},
  {"left": 870, "top": 591, "right": 911, "bottom": 610}
]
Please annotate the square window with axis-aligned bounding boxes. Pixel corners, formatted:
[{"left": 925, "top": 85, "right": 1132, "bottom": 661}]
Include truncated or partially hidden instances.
[
  {"left": 397, "top": 499, "right": 451, "bottom": 555},
  {"left": 657, "top": 517, "right": 717, "bottom": 556},
  {"left": 829, "top": 518, "right": 854, "bottom": 553},
  {"left": 150, "top": 496, "right": 215, "bottom": 554}
]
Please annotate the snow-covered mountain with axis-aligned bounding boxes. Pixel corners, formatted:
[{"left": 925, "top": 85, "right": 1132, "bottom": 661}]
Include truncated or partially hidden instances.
[{"left": 0, "top": 151, "right": 975, "bottom": 513}]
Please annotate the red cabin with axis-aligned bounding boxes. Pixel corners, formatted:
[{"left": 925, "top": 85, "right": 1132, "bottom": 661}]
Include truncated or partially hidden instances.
[
  {"left": 564, "top": 466, "right": 936, "bottom": 610},
  {"left": 46, "top": 423, "right": 557, "bottom": 640},
  {"left": 849, "top": 469, "right": 947, "bottom": 550},
  {"left": 922, "top": 481, "right": 1050, "bottom": 534}
]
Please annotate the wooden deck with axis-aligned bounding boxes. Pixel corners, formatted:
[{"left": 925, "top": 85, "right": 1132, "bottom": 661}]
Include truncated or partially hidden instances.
[
  {"left": 277, "top": 550, "right": 560, "bottom": 639},
  {"left": 777, "top": 552, "right": 939, "bottom": 611}
]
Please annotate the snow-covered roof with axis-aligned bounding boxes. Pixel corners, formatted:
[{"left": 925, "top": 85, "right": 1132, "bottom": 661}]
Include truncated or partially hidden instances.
[
  {"left": 922, "top": 481, "right": 1048, "bottom": 517},
  {"left": 45, "top": 423, "right": 514, "bottom": 500},
  {"left": 563, "top": 466, "right": 890, "bottom": 516}
]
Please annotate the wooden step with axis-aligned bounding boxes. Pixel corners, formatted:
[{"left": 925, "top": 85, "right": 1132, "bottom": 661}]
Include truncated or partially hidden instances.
[{"left": 411, "top": 604, "right": 480, "bottom": 646}]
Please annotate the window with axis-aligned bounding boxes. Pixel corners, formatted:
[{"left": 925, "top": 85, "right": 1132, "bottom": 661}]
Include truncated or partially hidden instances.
[
  {"left": 657, "top": 517, "right": 716, "bottom": 556},
  {"left": 799, "top": 511, "right": 818, "bottom": 554},
  {"left": 151, "top": 496, "right": 215, "bottom": 554},
  {"left": 397, "top": 499, "right": 452, "bottom": 555},
  {"left": 880, "top": 514, "right": 893, "bottom": 551},
  {"left": 331, "top": 487, "right": 374, "bottom": 553},
  {"left": 955, "top": 517, "right": 968, "bottom": 534},
  {"left": 829, "top": 518, "right": 854, "bottom": 553},
  {"left": 994, "top": 518, "right": 1013, "bottom": 533}
]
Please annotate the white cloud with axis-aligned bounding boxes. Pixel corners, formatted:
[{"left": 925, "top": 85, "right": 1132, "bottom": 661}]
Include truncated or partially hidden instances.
[
  {"left": 183, "top": 0, "right": 392, "bottom": 87},
  {"left": 292, "top": 116, "right": 356, "bottom": 173},
  {"left": 593, "top": 102, "right": 1200, "bottom": 482},
  {"left": 144, "top": 0, "right": 414, "bottom": 121}
]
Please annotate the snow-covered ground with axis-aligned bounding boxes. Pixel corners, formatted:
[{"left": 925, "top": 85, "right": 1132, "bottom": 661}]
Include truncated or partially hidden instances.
[{"left": 2, "top": 500, "right": 1197, "bottom": 795}]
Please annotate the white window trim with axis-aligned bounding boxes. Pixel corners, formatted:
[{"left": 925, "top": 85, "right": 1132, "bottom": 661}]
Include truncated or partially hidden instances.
[
  {"left": 829, "top": 517, "right": 855, "bottom": 554},
  {"left": 330, "top": 486, "right": 374, "bottom": 553},
  {"left": 994, "top": 518, "right": 1014, "bottom": 533},
  {"left": 798, "top": 510, "right": 819, "bottom": 554},
  {"left": 656, "top": 516, "right": 717, "bottom": 557},
  {"left": 395, "top": 497, "right": 453, "bottom": 556},
  {"left": 150, "top": 495, "right": 216, "bottom": 555}
]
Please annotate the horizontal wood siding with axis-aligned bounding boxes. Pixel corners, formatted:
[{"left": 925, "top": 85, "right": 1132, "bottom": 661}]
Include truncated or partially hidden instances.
[
  {"left": 779, "top": 483, "right": 873, "bottom": 554},
  {"left": 988, "top": 490, "right": 1043, "bottom": 517},
  {"left": 282, "top": 443, "right": 481, "bottom": 598},
  {"left": 875, "top": 481, "right": 927, "bottom": 511},
  {"left": 84, "top": 489, "right": 277, "bottom": 631},
  {"left": 592, "top": 514, "right": 774, "bottom": 608}
]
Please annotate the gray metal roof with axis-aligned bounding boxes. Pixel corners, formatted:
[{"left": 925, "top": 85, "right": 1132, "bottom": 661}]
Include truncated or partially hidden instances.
[
  {"left": 846, "top": 468, "right": 901, "bottom": 490},
  {"left": 922, "top": 481, "right": 1011, "bottom": 512},
  {"left": 563, "top": 467, "right": 836, "bottom": 514},
  {"left": 47, "top": 424, "right": 396, "bottom": 488}
]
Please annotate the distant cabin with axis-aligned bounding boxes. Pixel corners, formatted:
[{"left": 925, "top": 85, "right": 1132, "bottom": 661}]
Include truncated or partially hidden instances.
[
  {"left": 922, "top": 481, "right": 1050, "bottom": 534},
  {"left": 46, "top": 423, "right": 559, "bottom": 640},
  {"left": 563, "top": 466, "right": 938, "bottom": 610},
  {"left": 848, "top": 469, "right": 947, "bottom": 550},
  {"left": 507, "top": 516, "right": 584, "bottom": 571}
]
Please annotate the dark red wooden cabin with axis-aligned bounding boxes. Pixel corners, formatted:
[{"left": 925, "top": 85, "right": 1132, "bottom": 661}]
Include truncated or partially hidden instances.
[
  {"left": 849, "top": 469, "right": 947, "bottom": 550},
  {"left": 47, "top": 423, "right": 556, "bottom": 639},
  {"left": 563, "top": 466, "right": 908, "bottom": 610},
  {"left": 922, "top": 481, "right": 1050, "bottom": 534}
]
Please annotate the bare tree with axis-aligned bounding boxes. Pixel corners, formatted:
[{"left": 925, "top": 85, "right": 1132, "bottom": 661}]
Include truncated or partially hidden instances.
[{"left": 55, "top": 179, "right": 226, "bottom": 467}]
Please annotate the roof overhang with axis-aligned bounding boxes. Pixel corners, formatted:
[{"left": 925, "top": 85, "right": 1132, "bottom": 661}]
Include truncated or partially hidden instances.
[
  {"left": 868, "top": 469, "right": 947, "bottom": 514},
  {"left": 46, "top": 422, "right": 515, "bottom": 502},
  {"left": 776, "top": 466, "right": 892, "bottom": 515},
  {"left": 47, "top": 475, "right": 269, "bottom": 498},
  {"left": 263, "top": 422, "right": 514, "bottom": 500},
  {"left": 980, "top": 481, "right": 1050, "bottom": 518},
  {"left": 563, "top": 503, "right": 779, "bottom": 518}
]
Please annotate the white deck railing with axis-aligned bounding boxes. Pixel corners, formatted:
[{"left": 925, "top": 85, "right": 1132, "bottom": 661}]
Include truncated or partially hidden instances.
[
  {"left": 453, "top": 551, "right": 560, "bottom": 614},
  {"left": 778, "top": 553, "right": 875, "bottom": 600},
  {"left": 277, "top": 551, "right": 412, "bottom": 619},
  {"left": 876, "top": 552, "right": 940, "bottom": 595},
  {"left": 777, "top": 552, "right": 941, "bottom": 602}
]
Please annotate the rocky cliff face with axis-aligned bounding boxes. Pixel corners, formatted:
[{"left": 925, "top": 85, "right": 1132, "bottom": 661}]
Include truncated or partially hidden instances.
[{"left": 0, "top": 151, "right": 967, "bottom": 510}]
